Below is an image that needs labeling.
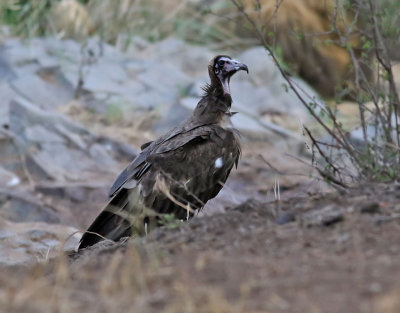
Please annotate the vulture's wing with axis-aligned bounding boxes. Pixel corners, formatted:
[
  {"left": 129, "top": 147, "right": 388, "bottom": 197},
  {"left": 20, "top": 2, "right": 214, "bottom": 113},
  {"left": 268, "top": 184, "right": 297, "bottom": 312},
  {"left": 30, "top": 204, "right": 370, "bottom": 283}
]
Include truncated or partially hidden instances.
[
  {"left": 108, "top": 122, "right": 213, "bottom": 198},
  {"left": 143, "top": 125, "right": 241, "bottom": 211},
  {"left": 79, "top": 125, "right": 240, "bottom": 249},
  {"left": 79, "top": 188, "right": 132, "bottom": 249}
]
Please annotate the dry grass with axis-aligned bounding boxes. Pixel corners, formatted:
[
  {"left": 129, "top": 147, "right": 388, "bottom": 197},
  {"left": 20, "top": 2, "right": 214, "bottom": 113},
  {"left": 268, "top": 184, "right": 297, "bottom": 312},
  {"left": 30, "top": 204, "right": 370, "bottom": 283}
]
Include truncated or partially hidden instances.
[
  {"left": 1, "top": 0, "right": 240, "bottom": 47},
  {"left": 0, "top": 242, "right": 248, "bottom": 313},
  {"left": 2, "top": 184, "right": 400, "bottom": 313}
]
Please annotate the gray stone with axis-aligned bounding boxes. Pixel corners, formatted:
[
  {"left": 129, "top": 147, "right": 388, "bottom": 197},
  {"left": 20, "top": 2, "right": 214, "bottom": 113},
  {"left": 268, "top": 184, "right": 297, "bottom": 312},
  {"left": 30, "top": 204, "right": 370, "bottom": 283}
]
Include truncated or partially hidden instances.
[
  {"left": 2, "top": 39, "right": 45, "bottom": 66},
  {"left": 236, "top": 47, "right": 279, "bottom": 87},
  {"left": 83, "top": 62, "right": 129, "bottom": 93},
  {"left": 133, "top": 89, "right": 177, "bottom": 110},
  {"left": 89, "top": 143, "right": 119, "bottom": 168},
  {"left": 0, "top": 83, "right": 19, "bottom": 127},
  {"left": 29, "top": 143, "right": 91, "bottom": 181},
  {"left": 137, "top": 62, "right": 191, "bottom": 97},
  {"left": 0, "top": 129, "right": 20, "bottom": 173},
  {"left": 0, "top": 229, "right": 15, "bottom": 240},
  {"left": 231, "top": 113, "right": 271, "bottom": 138},
  {"left": 118, "top": 81, "right": 147, "bottom": 104},
  {"left": 187, "top": 79, "right": 208, "bottom": 97},
  {"left": 0, "top": 198, "right": 60, "bottom": 224},
  {"left": 35, "top": 182, "right": 109, "bottom": 203},
  {"left": 28, "top": 139, "right": 118, "bottom": 182},
  {"left": 140, "top": 38, "right": 214, "bottom": 76},
  {"left": 0, "top": 246, "right": 34, "bottom": 266},
  {"left": 303, "top": 205, "right": 345, "bottom": 227},
  {"left": 179, "top": 97, "right": 199, "bottom": 111},
  {"left": 0, "top": 49, "right": 17, "bottom": 82},
  {"left": 9, "top": 97, "right": 89, "bottom": 137},
  {"left": 153, "top": 101, "right": 192, "bottom": 134},
  {"left": 24, "top": 125, "right": 66, "bottom": 144},
  {"left": 41, "top": 238, "right": 60, "bottom": 248},
  {"left": 12, "top": 63, "right": 41, "bottom": 78},
  {"left": 53, "top": 123, "right": 87, "bottom": 150},
  {"left": 230, "top": 80, "right": 272, "bottom": 114},
  {"left": 94, "top": 137, "right": 139, "bottom": 161},
  {"left": 0, "top": 167, "right": 20, "bottom": 187},
  {"left": 48, "top": 38, "right": 81, "bottom": 59},
  {"left": 37, "top": 54, "right": 60, "bottom": 68},
  {"left": 27, "top": 229, "right": 52, "bottom": 241},
  {"left": 124, "top": 59, "right": 150, "bottom": 77},
  {"left": 235, "top": 47, "right": 322, "bottom": 124},
  {"left": 10, "top": 73, "right": 74, "bottom": 110}
]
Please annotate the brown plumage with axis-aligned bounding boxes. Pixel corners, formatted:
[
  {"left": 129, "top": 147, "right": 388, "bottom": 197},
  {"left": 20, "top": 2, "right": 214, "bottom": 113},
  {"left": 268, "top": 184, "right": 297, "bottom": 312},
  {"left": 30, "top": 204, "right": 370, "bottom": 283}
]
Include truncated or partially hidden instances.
[{"left": 78, "top": 55, "right": 249, "bottom": 249}]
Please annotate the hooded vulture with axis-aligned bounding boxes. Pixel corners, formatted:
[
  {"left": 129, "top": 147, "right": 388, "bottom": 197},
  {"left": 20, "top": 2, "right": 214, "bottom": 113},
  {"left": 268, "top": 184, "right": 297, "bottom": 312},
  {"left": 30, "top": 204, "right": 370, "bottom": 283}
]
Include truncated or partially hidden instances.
[{"left": 78, "top": 55, "right": 249, "bottom": 249}]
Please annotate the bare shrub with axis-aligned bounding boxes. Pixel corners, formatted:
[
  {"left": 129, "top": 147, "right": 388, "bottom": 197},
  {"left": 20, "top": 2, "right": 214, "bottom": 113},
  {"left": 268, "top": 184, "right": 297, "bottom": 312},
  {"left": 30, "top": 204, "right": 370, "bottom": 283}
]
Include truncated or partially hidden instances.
[{"left": 230, "top": 0, "right": 400, "bottom": 186}]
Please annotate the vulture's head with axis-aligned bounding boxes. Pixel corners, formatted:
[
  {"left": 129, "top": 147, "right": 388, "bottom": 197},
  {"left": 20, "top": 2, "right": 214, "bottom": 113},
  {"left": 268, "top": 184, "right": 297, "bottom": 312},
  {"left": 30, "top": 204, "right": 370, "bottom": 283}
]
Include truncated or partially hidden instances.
[{"left": 208, "top": 55, "right": 248, "bottom": 95}]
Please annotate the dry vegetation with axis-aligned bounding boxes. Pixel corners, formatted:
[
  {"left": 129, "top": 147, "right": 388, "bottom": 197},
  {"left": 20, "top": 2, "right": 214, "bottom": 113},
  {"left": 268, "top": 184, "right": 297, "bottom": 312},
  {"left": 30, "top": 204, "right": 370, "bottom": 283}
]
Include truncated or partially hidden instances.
[
  {"left": 231, "top": 0, "right": 400, "bottom": 186},
  {"left": 2, "top": 184, "right": 400, "bottom": 313}
]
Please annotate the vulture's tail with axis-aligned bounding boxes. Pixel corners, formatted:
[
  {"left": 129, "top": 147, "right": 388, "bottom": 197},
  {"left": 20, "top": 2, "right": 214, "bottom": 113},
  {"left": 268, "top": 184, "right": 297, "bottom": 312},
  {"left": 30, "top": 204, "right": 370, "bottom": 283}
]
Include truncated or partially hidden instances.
[{"left": 78, "top": 188, "right": 134, "bottom": 250}]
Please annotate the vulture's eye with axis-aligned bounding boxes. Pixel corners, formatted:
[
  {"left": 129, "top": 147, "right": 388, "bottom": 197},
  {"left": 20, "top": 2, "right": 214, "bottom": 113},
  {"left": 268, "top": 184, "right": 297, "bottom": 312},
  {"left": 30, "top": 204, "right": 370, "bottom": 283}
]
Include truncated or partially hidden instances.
[{"left": 218, "top": 60, "right": 225, "bottom": 67}]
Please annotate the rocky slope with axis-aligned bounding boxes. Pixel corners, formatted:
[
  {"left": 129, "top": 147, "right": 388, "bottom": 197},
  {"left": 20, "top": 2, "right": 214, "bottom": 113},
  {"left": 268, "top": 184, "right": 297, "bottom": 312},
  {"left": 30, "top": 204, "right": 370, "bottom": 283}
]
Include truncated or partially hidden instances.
[{"left": 0, "top": 36, "right": 321, "bottom": 265}]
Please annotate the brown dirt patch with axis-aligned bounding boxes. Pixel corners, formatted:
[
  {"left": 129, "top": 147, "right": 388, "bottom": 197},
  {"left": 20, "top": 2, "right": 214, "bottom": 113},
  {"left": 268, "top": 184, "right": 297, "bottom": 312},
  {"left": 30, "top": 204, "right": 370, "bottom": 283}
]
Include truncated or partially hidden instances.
[{"left": 1, "top": 183, "right": 400, "bottom": 313}]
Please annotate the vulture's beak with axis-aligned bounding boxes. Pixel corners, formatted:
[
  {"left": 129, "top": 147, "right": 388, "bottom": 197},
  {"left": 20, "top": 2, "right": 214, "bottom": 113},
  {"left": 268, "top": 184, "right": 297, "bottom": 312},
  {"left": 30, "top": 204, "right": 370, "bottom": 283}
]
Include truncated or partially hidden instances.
[{"left": 227, "top": 59, "right": 249, "bottom": 74}]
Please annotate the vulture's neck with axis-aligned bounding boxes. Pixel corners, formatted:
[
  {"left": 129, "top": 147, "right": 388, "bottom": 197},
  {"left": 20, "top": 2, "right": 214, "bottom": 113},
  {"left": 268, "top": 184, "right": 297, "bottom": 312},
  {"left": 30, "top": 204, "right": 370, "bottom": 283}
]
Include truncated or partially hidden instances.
[{"left": 192, "top": 83, "right": 233, "bottom": 125}]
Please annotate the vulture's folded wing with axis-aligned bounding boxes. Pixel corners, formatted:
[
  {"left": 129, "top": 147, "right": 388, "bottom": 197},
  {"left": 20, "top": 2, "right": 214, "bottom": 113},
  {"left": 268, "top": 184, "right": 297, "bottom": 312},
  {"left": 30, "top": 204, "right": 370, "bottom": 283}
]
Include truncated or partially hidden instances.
[{"left": 108, "top": 124, "right": 215, "bottom": 198}]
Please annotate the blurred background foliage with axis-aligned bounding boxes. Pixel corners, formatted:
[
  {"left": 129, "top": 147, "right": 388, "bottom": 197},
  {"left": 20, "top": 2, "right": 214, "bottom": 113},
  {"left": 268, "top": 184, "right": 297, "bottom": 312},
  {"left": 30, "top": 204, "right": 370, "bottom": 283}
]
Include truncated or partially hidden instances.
[
  {"left": 0, "top": 0, "right": 242, "bottom": 46},
  {"left": 0, "top": 0, "right": 399, "bottom": 99}
]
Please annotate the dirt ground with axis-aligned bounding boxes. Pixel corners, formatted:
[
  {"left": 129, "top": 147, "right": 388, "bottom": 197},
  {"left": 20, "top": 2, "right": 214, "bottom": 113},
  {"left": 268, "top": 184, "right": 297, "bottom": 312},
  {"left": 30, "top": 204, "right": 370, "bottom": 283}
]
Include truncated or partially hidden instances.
[{"left": 1, "top": 183, "right": 400, "bottom": 313}]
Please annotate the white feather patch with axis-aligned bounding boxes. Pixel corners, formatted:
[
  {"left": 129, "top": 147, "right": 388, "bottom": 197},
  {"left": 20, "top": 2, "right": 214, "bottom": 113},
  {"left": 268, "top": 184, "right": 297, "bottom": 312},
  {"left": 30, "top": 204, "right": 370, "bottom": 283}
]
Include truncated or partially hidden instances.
[
  {"left": 7, "top": 176, "right": 20, "bottom": 187},
  {"left": 214, "top": 157, "right": 223, "bottom": 168}
]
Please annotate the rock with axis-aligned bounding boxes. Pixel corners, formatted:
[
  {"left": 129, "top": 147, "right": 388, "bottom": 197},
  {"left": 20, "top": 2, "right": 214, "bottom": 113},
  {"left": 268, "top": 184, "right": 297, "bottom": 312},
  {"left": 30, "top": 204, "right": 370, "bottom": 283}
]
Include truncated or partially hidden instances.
[
  {"left": 0, "top": 229, "right": 14, "bottom": 239},
  {"left": 276, "top": 211, "right": 297, "bottom": 225},
  {"left": 0, "top": 49, "right": 17, "bottom": 82},
  {"left": 136, "top": 62, "right": 191, "bottom": 98},
  {"left": 0, "top": 217, "right": 80, "bottom": 265},
  {"left": 27, "top": 229, "right": 54, "bottom": 241},
  {"left": 82, "top": 62, "right": 129, "bottom": 93},
  {"left": 133, "top": 89, "right": 177, "bottom": 110},
  {"left": 8, "top": 97, "right": 121, "bottom": 182},
  {"left": 0, "top": 245, "right": 34, "bottom": 266},
  {"left": 303, "top": 205, "right": 344, "bottom": 227},
  {"left": 0, "top": 83, "right": 19, "bottom": 127},
  {"left": 360, "top": 202, "right": 380, "bottom": 214},
  {"left": 139, "top": 38, "right": 213, "bottom": 76},
  {"left": 230, "top": 80, "right": 272, "bottom": 113},
  {"left": 9, "top": 97, "right": 89, "bottom": 137},
  {"left": 179, "top": 97, "right": 198, "bottom": 111},
  {"left": 153, "top": 99, "right": 193, "bottom": 134},
  {"left": 28, "top": 142, "right": 114, "bottom": 181},
  {"left": 35, "top": 182, "right": 108, "bottom": 203},
  {"left": 89, "top": 143, "right": 119, "bottom": 168},
  {"left": 10, "top": 72, "right": 74, "bottom": 110},
  {"left": 2, "top": 38, "right": 44, "bottom": 66},
  {"left": 234, "top": 46, "right": 322, "bottom": 124},
  {"left": 94, "top": 137, "right": 139, "bottom": 161},
  {"left": 53, "top": 123, "right": 87, "bottom": 149},
  {"left": 187, "top": 79, "right": 207, "bottom": 97},
  {"left": 0, "top": 189, "right": 60, "bottom": 223},
  {"left": 0, "top": 129, "right": 20, "bottom": 173},
  {"left": 235, "top": 47, "right": 278, "bottom": 87},
  {"left": 0, "top": 167, "right": 20, "bottom": 187},
  {"left": 24, "top": 125, "right": 66, "bottom": 144}
]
